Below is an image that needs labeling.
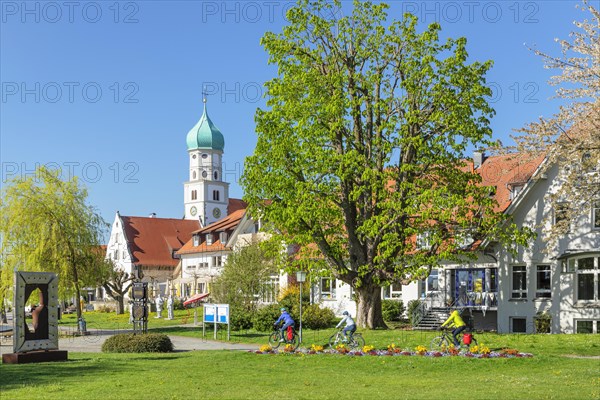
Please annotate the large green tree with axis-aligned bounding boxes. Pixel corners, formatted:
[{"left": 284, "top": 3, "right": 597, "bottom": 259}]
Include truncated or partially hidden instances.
[
  {"left": 242, "top": 0, "right": 532, "bottom": 328},
  {"left": 0, "top": 166, "right": 110, "bottom": 321}
]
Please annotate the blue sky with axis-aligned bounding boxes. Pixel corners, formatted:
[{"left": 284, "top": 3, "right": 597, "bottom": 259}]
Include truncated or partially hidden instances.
[{"left": 0, "top": 0, "right": 586, "bottom": 228}]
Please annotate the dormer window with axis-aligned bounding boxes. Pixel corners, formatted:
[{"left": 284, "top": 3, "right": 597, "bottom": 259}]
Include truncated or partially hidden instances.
[
  {"left": 206, "top": 234, "right": 213, "bottom": 246},
  {"left": 219, "top": 232, "right": 228, "bottom": 243},
  {"left": 456, "top": 231, "right": 474, "bottom": 249},
  {"left": 509, "top": 184, "right": 523, "bottom": 200},
  {"left": 416, "top": 232, "right": 431, "bottom": 250},
  {"left": 193, "top": 234, "right": 199, "bottom": 247}
]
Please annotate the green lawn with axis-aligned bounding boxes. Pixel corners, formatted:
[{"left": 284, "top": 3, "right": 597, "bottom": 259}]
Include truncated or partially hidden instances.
[
  {"left": 1, "top": 349, "right": 598, "bottom": 399},
  {"left": 58, "top": 308, "right": 198, "bottom": 330},
  {"left": 4, "top": 311, "right": 596, "bottom": 399}
]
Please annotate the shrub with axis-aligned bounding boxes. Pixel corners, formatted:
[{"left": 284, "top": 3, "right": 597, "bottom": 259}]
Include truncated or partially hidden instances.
[
  {"left": 252, "top": 304, "right": 282, "bottom": 332},
  {"left": 173, "top": 299, "right": 186, "bottom": 310},
  {"left": 301, "top": 304, "right": 335, "bottom": 330},
  {"left": 277, "top": 284, "right": 309, "bottom": 314},
  {"left": 382, "top": 300, "right": 405, "bottom": 322},
  {"left": 101, "top": 333, "right": 173, "bottom": 353},
  {"left": 229, "top": 304, "right": 253, "bottom": 330},
  {"left": 534, "top": 311, "right": 552, "bottom": 333},
  {"left": 407, "top": 300, "right": 422, "bottom": 326}
]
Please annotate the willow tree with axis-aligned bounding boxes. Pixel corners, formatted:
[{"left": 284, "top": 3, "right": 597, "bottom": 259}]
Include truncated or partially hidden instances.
[
  {"left": 509, "top": 0, "right": 599, "bottom": 243},
  {"left": 0, "top": 166, "right": 109, "bottom": 320},
  {"left": 242, "top": 0, "right": 531, "bottom": 328}
]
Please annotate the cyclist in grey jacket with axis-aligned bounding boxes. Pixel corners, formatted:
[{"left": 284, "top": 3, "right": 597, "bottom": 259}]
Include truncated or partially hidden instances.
[{"left": 336, "top": 311, "right": 356, "bottom": 341}]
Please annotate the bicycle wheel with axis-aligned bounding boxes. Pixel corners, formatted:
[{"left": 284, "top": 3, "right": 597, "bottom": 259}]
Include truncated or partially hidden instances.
[
  {"left": 469, "top": 337, "right": 478, "bottom": 348},
  {"left": 269, "top": 331, "right": 282, "bottom": 349},
  {"left": 430, "top": 335, "right": 449, "bottom": 351},
  {"left": 288, "top": 332, "right": 300, "bottom": 350},
  {"left": 350, "top": 333, "right": 365, "bottom": 349},
  {"left": 328, "top": 333, "right": 340, "bottom": 349}
]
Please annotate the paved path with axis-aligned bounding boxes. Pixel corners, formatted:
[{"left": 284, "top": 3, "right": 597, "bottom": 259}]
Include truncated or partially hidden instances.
[{"left": 0, "top": 326, "right": 260, "bottom": 354}]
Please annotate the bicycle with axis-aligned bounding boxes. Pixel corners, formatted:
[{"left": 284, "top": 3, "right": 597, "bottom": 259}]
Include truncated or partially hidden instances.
[
  {"left": 328, "top": 329, "right": 365, "bottom": 350},
  {"left": 268, "top": 326, "right": 300, "bottom": 350},
  {"left": 430, "top": 327, "right": 478, "bottom": 352}
]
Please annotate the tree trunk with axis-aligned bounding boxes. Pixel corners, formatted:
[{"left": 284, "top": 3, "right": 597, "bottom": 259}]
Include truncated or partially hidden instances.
[
  {"left": 115, "top": 296, "right": 125, "bottom": 315},
  {"left": 355, "top": 283, "right": 387, "bottom": 329}
]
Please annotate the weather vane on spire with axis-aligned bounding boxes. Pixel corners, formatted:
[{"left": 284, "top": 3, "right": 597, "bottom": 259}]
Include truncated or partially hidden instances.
[{"left": 202, "top": 86, "right": 208, "bottom": 104}]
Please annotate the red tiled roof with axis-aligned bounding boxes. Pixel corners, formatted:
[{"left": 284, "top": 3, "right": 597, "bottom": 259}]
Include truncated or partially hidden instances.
[
  {"left": 228, "top": 198, "right": 247, "bottom": 215},
  {"left": 475, "top": 153, "right": 545, "bottom": 212},
  {"left": 121, "top": 216, "right": 200, "bottom": 267},
  {"left": 177, "top": 209, "right": 246, "bottom": 255}
]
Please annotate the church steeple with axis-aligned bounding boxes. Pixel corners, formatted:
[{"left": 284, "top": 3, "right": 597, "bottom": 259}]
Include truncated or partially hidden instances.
[
  {"left": 185, "top": 95, "right": 225, "bottom": 152},
  {"left": 184, "top": 95, "right": 229, "bottom": 225}
]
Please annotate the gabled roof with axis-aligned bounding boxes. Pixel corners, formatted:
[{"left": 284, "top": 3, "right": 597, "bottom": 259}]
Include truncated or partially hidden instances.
[
  {"left": 120, "top": 216, "right": 200, "bottom": 267},
  {"left": 177, "top": 209, "right": 246, "bottom": 255},
  {"left": 474, "top": 153, "right": 546, "bottom": 212},
  {"left": 227, "top": 198, "right": 247, "bottom": 215}
]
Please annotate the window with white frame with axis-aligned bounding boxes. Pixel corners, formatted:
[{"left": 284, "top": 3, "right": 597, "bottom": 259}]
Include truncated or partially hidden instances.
[
  {"left": 382, "top": 284, "right": 402, "bottom": 299},
  {"left": 206, "top": 234, "right": 213, "bottom": 246},
  {"left": 509, "top": 184, "right": 524, "bottom": 200},
  {"left": 576, "top": 257, "right": 599, "bottom": 301},
  {"left": 511, "top": 265, "right": 527, "bottom": 299},
  {"left": 260, "top": 275, "right": 280, "bottom": 304},
  {"left": 510, "top": 317, "right": 527, "bottom": 333},
  {"left": 554, "top": 203, "right": 569, "bottom": 230},
  {"left": 212, "top": 256, "right": 222, "bottom": 268},
  {"left": 193, "top": 234, "right": 199, "bottom": 247},
  {"left": 320, "top": 277, "right": 336, "bottom": 300},
  {"left": 535, "top": 265, "right": 551, "bottom": 298},
  {"left": 593, "top": 201, "right": 600, "bottom": 229},
  {"left": 427, "top": 270, "right": 439, "bottom": 291},
  {"left": 186, "top": 264, "right": 196, "bottom": 270},
  {"left": 416, "top": 232, "right": 431, "bottom": 250},
  {"left": 575, "top": 320, "right": 600, "bottom": 334},
  {"left": 198, "top": 262, "right": 208, "bottom": 270}
]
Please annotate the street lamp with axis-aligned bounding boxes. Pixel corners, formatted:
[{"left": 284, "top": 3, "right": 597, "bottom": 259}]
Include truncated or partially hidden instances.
[{"left": 296, "top": 271, "right": 307, "bottom": 343}]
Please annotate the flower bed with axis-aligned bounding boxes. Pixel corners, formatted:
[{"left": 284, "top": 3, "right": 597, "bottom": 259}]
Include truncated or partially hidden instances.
[{"left": 251, "top": 343, "right": 533, "bottom": 358}]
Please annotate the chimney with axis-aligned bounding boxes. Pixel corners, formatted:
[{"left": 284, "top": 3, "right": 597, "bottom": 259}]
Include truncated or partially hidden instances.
[
  {"left": 473, "top": 150, "right": 486, "bottom": 169},
  {"left": 149, "top": 213, "right": 157, "bottom": 218}
]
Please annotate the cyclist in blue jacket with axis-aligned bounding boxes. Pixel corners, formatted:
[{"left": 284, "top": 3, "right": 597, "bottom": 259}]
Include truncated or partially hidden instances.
[{"left": 274, "top": 307, "right": 295, "bottom": 342}]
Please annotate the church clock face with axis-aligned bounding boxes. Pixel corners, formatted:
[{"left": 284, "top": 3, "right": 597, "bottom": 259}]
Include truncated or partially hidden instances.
[
  {"left": 190, "top": 206, "right": 197, "bottom": 216},
  {"left": 212, "top": 208, "right": 221, "bottom": 218}
]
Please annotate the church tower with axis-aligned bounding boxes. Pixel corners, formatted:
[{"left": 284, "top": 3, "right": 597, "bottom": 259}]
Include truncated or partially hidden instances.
[{"left": 184, "top": 97, "right": 229, "bottom": 226}]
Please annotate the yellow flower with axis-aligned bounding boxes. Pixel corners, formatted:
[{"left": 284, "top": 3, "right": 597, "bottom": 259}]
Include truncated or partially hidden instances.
[
  {"left": 478, "top": 344, "right": 491, "bottom": 355},
  {"left": 283, "top": 344, "right": 295, "bottom": 353},
  {"left": 415, "top": 345, "right": 427, "bottom": 353},
  {"left": 335, "top": 343, "right": 349, "bottom": 353},
  {"left": 311, "top": 344, "right": 324, "bottom": 352},
  {"left": 362, "top": 345, "right": 375, "bottom": 353},
  {"left": 259, "top": 344, "right": 273, "bottom": 353}
]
